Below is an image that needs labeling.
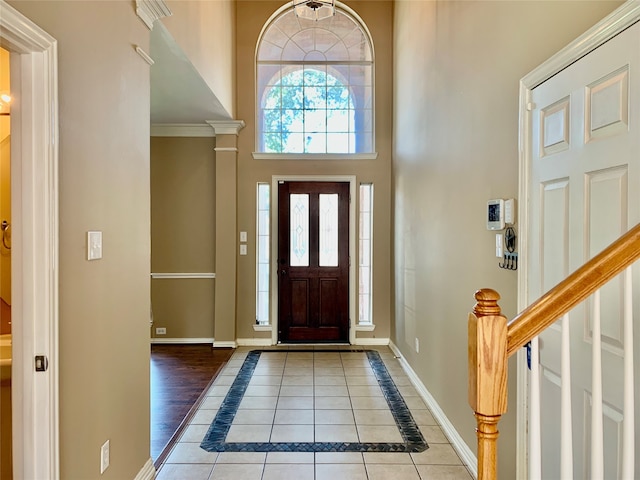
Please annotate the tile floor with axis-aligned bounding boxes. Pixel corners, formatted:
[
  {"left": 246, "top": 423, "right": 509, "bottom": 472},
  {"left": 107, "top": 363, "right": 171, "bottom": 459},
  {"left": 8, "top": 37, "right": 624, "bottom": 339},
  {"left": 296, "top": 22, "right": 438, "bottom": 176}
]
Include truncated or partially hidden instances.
[{"left": 155, "top": 346, "right": 474, "bottom": 480}]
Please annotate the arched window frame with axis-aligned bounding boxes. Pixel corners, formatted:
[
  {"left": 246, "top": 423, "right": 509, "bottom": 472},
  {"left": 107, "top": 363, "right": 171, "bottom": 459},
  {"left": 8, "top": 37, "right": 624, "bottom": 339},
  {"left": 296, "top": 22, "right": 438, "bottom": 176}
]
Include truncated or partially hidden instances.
[{"left": 253, "top": 2, "right": 377, "bottom": 160}]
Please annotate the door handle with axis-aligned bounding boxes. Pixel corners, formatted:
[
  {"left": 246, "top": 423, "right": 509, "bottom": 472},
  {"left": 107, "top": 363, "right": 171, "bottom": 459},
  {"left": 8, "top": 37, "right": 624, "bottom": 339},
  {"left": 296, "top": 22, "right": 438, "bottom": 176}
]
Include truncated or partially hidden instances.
[{"left": 281, "top": 269, "right": 287, "bottom": 276}]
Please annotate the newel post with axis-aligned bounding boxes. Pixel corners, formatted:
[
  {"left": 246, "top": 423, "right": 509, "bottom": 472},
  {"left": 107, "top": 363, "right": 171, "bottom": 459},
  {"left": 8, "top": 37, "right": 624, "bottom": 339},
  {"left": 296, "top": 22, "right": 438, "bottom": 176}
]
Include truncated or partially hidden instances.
[{"left": 468, "top": 289, "right": 508, "bottom": 480}]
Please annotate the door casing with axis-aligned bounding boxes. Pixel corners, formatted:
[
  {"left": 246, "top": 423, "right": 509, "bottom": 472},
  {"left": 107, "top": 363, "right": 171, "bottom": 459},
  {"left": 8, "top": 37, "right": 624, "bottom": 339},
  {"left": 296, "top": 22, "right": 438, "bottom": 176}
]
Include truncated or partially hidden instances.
[
  {"left": 271, "top": 175, "right": 356, "bottom": 345},
  {"left": 517, "top": 3, "right": 640, "bottom": 477},
  {"left": 0, "top": 1, "right": 59, "bottom": 478}
]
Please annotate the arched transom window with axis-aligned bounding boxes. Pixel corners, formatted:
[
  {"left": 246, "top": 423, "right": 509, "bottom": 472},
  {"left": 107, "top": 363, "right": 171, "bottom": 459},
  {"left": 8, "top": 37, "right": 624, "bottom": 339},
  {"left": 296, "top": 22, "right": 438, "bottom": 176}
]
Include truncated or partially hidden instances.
[{"left": 256, "top": 5, "right": 374, "bottom": 154}]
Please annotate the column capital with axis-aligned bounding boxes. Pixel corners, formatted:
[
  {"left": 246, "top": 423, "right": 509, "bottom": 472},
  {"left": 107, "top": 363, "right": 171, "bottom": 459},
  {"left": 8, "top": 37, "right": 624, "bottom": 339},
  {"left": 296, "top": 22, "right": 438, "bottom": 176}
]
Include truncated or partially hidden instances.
[
  {"left": 207, "top": 120, "right": 246, "bottom": 136},
  {"left": 135, "top": 0, "right": 172, "bottom": 30}
]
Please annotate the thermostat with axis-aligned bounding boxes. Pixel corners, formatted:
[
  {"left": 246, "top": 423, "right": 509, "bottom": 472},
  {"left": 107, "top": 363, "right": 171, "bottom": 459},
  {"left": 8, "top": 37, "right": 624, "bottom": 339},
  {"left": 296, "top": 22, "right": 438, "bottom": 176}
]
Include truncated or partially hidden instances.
[{"left": 487, "top": 199, "right": 505, "bottom": 230}]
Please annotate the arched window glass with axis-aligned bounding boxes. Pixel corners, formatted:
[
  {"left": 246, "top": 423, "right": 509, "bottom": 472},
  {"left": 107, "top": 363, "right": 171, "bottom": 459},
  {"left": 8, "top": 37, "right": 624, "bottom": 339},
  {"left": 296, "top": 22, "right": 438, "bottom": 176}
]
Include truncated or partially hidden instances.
[{"left": 256, "top": 6, "right": 374, "bottom": 154}]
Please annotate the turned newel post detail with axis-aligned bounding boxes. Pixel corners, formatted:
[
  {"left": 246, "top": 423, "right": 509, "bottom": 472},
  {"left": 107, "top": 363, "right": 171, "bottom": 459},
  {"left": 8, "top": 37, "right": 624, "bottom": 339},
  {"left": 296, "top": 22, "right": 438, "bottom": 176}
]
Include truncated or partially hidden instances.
[{"left": 468, "top": 289, "right": 508, "bottom": 480}]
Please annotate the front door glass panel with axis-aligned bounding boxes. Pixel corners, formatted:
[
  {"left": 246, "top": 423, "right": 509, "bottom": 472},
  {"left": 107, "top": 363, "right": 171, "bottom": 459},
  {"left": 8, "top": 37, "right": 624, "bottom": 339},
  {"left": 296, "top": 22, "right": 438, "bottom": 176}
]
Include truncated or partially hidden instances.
[
  {"left": 319, "top": 193, "right": 339, "bottom": 267},
  {"left": 290, "top": 193, "right": 309, "bottom": 266}
]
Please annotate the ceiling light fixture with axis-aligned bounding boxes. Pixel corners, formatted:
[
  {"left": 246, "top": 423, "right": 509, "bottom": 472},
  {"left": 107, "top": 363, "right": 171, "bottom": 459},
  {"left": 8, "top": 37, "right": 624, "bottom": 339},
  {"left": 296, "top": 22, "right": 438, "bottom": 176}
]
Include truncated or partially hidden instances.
[
  {"left": 293, "top": 0, "right": 335, "bottom": 21},
  {"left": 0, "top": 92, "right": 10, "bottom": 116}
]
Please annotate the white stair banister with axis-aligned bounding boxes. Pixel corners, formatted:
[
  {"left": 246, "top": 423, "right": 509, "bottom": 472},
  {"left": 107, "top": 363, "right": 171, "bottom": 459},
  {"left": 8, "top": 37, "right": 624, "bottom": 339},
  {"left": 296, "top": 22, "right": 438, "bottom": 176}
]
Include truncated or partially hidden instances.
[
  {"left": 590, "top": 291, "right": 604, "bottom": 479},
  {"left": 560, "top": 313, "right": 573, "bottom": 479},
  {"left": 622, "top": 267, "right": 635, "bottom": 479},
  {"left": 529, "top": 336, "right": 541, "bottom": 480}
]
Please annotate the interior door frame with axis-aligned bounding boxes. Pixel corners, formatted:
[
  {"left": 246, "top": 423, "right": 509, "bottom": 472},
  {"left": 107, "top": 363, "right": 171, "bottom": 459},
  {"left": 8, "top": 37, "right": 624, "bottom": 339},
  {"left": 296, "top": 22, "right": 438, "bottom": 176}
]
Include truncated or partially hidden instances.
[
  {"left": 517, "top": 3, "right": 640, "bottom": 478},
  {"left": 271, "top": 175, "right": 356, "bottom": 345},
  {"left": 0, "top": 2, "right": 60, "bottom": 478}
]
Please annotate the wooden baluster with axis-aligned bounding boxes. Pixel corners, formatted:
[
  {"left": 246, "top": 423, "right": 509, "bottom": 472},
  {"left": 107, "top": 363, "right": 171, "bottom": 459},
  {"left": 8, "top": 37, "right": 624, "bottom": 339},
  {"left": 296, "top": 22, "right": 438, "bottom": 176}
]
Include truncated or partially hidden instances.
[{"left": 469, "top": 289, "right": 508, "bottom": 480}]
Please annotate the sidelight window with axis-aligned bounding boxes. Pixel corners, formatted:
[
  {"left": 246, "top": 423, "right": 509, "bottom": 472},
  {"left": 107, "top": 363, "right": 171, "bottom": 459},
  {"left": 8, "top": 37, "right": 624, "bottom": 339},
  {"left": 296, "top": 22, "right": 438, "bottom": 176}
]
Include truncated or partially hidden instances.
[
  {"left": 358, "top": 183, "right": 373, "bottom": 325},
  {"left": 256, "top": 183, "right": 270, "bottom": 325}
]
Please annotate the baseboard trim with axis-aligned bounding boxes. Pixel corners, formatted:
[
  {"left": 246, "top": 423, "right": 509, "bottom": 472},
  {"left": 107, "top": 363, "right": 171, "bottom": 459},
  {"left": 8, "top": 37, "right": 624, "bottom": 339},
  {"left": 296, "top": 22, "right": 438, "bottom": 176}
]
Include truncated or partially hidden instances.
[
  {"left": 354, "top": 337, "right": 390, "bottom": 346},
  {"left": 213, "top": 340, "right": 238, "bottom": 348},
  {"left": 150, "top": 338, "right": 214, "bottom": 345},
  {"left": 133, "top": 457, "right": 156, "bottom": 480},
  {"left": 236, "top": 338, "right": 273, "bottom": 347},
  {"left": 389, "top": 341, "right": 478, "bottom": 479}
]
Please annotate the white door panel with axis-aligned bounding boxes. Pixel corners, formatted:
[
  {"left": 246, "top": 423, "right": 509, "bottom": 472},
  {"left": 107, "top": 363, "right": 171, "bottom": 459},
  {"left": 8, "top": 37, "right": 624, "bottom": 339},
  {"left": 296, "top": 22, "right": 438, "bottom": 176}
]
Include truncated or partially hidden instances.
[{"left": 529, "top": 20, "right": 640, "bottom": 479}]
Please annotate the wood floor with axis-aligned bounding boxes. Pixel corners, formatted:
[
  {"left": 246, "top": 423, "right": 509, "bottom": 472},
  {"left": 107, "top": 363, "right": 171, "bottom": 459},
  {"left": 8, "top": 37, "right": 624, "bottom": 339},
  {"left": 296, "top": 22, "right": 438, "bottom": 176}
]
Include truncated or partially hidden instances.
[{"left": 150, "top": 344, "right": 233, "bottom": 466}]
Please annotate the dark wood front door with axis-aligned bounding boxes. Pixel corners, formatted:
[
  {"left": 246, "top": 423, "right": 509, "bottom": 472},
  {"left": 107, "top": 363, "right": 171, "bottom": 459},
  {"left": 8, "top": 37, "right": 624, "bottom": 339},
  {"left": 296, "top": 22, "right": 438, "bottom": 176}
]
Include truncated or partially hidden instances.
[{"left": 278, "top": 181, "right": 349, "bottom": 342}]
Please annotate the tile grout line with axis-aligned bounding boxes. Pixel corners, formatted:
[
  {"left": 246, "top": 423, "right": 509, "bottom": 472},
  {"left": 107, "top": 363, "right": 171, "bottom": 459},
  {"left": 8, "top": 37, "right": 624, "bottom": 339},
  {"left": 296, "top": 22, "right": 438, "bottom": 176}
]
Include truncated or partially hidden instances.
[
  {"left": 201, "top": 349, "right": 428, "bottom": 454},
  {"left": 157, "top": 348, "right": 473, "bottom": 480}
]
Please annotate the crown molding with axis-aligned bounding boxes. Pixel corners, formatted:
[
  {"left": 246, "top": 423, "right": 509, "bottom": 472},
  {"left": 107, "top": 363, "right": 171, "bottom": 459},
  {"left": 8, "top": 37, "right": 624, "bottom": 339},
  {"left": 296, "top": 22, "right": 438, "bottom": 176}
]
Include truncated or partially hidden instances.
[
  {"left": 150, "top": 124, "right": 215, "bottom": 137},
  {"left": 206, "top": 120, "right": 246, "bottom": 136},
  {"left": 0, "top": 0, "right": 57, "bottom": 52},
  {"left": 135, "top": 0, "right": 172, "bottom": 30},
  {"left": 521, "top": 0, "right": 640, "bottom": 89}
]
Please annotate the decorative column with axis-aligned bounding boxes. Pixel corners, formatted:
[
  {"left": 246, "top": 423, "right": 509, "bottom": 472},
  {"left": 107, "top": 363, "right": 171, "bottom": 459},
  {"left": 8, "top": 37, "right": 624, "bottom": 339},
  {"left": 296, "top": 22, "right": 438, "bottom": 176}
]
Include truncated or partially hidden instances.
[
  {"left": 468, "top": 288, "right": 508, "bottom": 479},
  {"left": 208, "top": 120, "right": 245, "bottom": 346}
]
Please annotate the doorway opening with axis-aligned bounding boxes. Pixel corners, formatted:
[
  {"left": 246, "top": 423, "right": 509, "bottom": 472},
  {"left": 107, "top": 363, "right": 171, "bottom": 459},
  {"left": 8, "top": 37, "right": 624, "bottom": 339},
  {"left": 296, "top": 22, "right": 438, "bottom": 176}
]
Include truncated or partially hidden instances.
[{"left": 0, "top": 45, "right": 12, "bottom": 480}]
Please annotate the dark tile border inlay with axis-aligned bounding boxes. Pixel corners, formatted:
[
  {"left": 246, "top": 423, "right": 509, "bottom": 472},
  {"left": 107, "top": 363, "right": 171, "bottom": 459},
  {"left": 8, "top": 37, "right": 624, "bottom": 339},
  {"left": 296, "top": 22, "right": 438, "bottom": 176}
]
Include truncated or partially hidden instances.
[{"left": 200, "top": 349, "right": 428, "bottom": 453}]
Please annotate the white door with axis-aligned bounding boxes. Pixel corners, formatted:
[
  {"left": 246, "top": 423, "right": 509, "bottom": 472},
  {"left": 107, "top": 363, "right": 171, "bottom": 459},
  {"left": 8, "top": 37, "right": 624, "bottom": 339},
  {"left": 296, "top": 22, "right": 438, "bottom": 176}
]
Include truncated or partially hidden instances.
[{"left": 528, "top": 19, "right": 640, "bottom": 479}]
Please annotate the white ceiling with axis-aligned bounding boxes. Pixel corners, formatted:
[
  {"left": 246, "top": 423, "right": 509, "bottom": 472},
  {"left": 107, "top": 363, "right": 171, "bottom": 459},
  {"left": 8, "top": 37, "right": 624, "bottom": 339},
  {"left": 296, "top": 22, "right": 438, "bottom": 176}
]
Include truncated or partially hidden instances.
[{"left": 150, "top": 22, "right": 231, "bottom": 125}]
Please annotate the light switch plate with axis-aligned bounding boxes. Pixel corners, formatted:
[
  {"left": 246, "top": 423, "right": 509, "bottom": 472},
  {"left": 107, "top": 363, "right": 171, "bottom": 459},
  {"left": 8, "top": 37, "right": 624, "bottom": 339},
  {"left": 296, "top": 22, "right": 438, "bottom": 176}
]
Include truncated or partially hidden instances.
[
  {"left": 87, "top": 231, "right": 102, "bottom": 260},
  {"left": 100, "top": 439, "right": 110, "bottom": 474},
  {"left": 240, "top": 244, "right": 247, "bottom": 256},
  {"left": 240, "top": 231, "right": 247, "bottom": 242}
]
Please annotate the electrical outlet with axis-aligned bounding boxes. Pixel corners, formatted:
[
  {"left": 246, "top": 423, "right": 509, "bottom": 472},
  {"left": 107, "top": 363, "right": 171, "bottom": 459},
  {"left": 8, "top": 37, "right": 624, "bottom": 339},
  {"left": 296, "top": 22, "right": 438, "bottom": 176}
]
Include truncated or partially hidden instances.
[
  {"left": 415, "top": 338, "right": 420, "bottom": 353},
  {"left": 100, "top": 439, "right": 110, "bottom": 474},
  {"left": 155, "top": 327, "right": 166, "bottom": 335}
]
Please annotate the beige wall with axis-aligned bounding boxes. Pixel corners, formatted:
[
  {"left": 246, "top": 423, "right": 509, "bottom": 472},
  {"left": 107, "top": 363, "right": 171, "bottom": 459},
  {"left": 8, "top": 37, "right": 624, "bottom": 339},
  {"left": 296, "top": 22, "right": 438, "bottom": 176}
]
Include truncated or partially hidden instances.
[
  {"left": 151, "top": 136, "right": 216, "bottom": 339},
  {"left": 7, "top": 1, "right": 151, "bottom": 478},
  {"left": 233, "top": 0, "right": 394, "bottom": 342},
  {"left": 392, "top": 0, "right": 623, "bottom": 477},
  {"left": 163, "top": 0, "right": 236, "bottom": 117}
]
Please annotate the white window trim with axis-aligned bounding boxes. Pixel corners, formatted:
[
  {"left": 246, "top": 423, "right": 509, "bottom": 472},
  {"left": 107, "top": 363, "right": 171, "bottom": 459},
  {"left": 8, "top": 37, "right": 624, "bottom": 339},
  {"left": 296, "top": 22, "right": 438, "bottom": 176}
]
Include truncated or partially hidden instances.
[
  {"left": 253, "top": 325, "right": 272, "bottom": 332},
  {"left": 255, "top": 1, "right": 376, "bottom": 156},
  {"left": 355, "top": 324, "right": 375, "bottom": 332},
  {"left": 252, "top": 152, "right": 378, "bottom": 161},
  {"left": 255, "top": 182, "right": 271, "bottom": 327},
  {"left": 357, "top": 182, "right": 373, "bottom": 327}
]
